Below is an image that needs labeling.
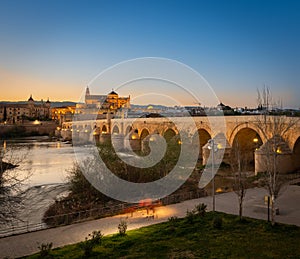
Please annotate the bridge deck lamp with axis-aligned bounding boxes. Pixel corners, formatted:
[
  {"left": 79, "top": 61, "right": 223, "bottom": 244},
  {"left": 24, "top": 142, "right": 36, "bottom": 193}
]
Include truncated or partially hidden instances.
[{"left": 208, "top": 139, "right": 218, "bottom": 212}]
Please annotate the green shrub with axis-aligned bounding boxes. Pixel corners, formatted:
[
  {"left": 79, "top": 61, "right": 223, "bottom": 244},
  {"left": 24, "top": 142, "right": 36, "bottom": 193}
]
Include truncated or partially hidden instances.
[
  {"left": 168, "top": 216, "right": 178, "bottom": 223},
  {"left": 194, "top": 203, "right": 207, "bottom": 216},
  {"left": 186, "top": 209, "right": 196, "bottom": 223},
  {"left": 37, "top": 242, "right": 53, "bottom": 258},
  {"left": 118, "top": 220, "right": 128, "bottom": 236},
  {"left": 79, "top": 230, "right": 103, "bottom": 256}
]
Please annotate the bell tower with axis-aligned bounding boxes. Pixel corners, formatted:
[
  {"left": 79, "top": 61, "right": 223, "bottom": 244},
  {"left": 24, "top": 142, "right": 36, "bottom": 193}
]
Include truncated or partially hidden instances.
[{"left": 85, "top": 86, "right": 90, "bottom": 103}]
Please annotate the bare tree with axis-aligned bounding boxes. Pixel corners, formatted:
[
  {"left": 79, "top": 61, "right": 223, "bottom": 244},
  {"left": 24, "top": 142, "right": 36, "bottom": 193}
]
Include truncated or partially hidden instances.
[
  {"left": 231, "top": 138, "right": 249, "bottom": 220},
  {"left": 0, "top": 141, "right": 31, "bottom": 224},
  {"left": 255, "top": 86, "right": 299, "bottom": 225}
]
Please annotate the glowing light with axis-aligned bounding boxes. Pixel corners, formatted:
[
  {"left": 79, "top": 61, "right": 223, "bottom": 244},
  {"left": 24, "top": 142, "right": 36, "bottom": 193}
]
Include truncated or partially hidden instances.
[
  {"left": 3, "top": 140, "right": 6, "bottom": 150},
  {"left": 56, "top": 127, "right": 61, "bottom": 131},
  {"left": 33, "top": 120, "right": 40, "bottom": 125},
  {"left": 216, "top": 188, "right": 223, "bottom": 193},
  {"left": 131, "top": 135, "right": 137, "bottom": 140},
  {"left": 253, "top": 137, "right": 259, "bottom": 143},
  {"left": 84, "top": 129, "right": 88, "bottom": 133},
  {"left": 276, "top": 147, "right": 282, "bottom": 154},
  {"left": 178, "top": 140, "right": 182, "bottom": 145}
]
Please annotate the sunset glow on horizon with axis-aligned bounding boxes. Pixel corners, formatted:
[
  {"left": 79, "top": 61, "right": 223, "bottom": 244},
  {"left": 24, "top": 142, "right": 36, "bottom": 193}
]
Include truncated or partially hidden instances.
[{"left": 1, "top": 0, "right": 299, "bottom": 108}]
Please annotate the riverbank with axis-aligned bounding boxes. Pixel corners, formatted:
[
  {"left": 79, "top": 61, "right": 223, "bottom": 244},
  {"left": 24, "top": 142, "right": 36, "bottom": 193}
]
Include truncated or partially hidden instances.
[
  {"left": 19, "top": 184, "right": 71, "bottom": 226},
  {"left": 0, "top": 184, "right": 70, "bottom": 237}
]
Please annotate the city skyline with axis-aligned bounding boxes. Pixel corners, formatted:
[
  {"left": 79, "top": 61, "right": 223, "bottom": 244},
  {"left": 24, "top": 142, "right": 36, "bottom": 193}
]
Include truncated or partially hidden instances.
[{"left": 1, "top": 0, "right": 299, "bottom": 108}]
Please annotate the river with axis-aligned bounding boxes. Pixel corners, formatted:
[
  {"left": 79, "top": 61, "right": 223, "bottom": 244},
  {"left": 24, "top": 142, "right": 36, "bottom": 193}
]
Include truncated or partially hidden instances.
[
  {"left": 2, "top": 136, "right": 75, "bottom": 187},
  {"left": 1, "top": 137, "right": 77, "bottom": 230}
]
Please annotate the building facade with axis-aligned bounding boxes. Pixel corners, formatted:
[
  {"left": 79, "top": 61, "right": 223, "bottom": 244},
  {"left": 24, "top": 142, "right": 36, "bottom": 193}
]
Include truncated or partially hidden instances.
[
  {"left": 75, "top": 87, "right": 130, "bottom": 118},
  {"left": 51, "top": 106, "right": 76, "bottom": 124},
  {"left": 0, "top": 95, "right": 51, "bottom": 124}
]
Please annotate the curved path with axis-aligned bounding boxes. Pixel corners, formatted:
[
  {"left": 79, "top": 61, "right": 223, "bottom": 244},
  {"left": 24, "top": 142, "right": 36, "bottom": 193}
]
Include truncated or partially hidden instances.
[{"left": 1, "top": 186, "right": 300, "bottom": 258}]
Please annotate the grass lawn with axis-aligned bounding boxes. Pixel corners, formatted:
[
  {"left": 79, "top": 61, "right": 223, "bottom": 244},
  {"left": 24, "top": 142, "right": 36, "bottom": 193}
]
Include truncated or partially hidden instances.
[{"left": 25, "top": 211, "right": 300, "bottom": 259}]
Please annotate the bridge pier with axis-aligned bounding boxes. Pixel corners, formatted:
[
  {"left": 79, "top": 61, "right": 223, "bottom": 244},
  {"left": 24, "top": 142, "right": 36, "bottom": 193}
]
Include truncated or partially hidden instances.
[{"left": 254, "top": 136, "right": 294, "bottom": 174}]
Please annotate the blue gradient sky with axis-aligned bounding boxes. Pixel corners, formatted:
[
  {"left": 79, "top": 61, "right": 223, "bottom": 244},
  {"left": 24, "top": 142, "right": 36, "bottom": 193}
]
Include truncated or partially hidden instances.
[{"left": 0, "top": 0, "right": 299, "bottom": 107}]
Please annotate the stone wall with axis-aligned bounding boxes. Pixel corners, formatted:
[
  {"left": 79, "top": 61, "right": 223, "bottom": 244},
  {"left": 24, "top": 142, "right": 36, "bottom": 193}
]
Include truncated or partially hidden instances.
[{"left": 0, "top": 121, "right": 57, "bottom": 138}]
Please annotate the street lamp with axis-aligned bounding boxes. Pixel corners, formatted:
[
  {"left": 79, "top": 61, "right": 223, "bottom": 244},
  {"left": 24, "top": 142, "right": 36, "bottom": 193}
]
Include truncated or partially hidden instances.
[{"left": 207, "top": 139, "right": 218, "bottom": 212}]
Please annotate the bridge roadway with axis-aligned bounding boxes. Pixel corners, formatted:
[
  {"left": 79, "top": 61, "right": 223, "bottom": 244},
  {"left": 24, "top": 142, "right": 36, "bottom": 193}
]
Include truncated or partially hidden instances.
[{"left": 1, "top": 185, "right": 300, "bottom": 258}]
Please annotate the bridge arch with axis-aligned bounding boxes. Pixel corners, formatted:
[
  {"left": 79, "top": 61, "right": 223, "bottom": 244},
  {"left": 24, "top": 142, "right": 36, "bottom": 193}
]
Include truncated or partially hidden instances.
[
  {"left": 192, "top": 128, "right": 212, "bottom": 162},
  {"left": 140, "top": 128, "right": 150, "bottom": 139},
  {"left": 229, "top": 122, "right": 266, "bottom": 146},
  {"left": 140, "top": 128, "right": 150, "bottom": 153},
  {"left": 293, "top": 136, "right": 300, "bottom": 171},
  {"left": 112, "top": 125, "right": 120, "bottom": 134},
  {"left": 231, "top": 127, "right": 263, "bottom": 171},
  {"left": 163, "top": 128, "right": 177, "bottom": 141},
  {"left": 101, "top": 125, "right": 108, "bottom": 134}
]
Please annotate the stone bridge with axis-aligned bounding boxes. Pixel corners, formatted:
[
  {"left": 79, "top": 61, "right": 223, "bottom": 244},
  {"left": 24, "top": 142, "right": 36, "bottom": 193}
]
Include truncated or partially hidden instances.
[{"left": 60, "top": 115, "right": 300, "bottom": 174}]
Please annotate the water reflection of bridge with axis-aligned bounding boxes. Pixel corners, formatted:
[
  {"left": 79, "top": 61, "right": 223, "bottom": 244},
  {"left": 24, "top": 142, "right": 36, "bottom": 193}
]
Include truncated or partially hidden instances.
[{"left": 60, "top": 115, "right": 300, "bottom": 174}]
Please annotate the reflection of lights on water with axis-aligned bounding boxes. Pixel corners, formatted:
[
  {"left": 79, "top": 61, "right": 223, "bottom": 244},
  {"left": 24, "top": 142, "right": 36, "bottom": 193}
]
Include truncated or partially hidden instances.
[
  {"left": 56, "top": 142, "right": 61, "bottom": 149},
  {"left": 3, "top": 140, "right": 6, "bottom": 150}
]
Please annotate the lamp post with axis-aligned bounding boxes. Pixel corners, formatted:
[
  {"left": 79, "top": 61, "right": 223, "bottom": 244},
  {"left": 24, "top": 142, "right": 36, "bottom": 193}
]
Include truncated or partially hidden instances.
[{"left": 208, "top": 139, "right": 218, "bottom": 212}]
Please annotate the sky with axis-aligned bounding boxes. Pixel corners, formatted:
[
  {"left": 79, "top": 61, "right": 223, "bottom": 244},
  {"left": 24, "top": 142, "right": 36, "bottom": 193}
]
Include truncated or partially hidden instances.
[{"left": 0, "top": 0, "right": 299, "bottom": 108}]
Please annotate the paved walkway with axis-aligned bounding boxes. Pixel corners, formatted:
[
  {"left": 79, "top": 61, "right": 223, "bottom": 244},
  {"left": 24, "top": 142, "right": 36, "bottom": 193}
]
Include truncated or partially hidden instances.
[{"left": 1, "top": 185, "right": 300, "bottom": 258}]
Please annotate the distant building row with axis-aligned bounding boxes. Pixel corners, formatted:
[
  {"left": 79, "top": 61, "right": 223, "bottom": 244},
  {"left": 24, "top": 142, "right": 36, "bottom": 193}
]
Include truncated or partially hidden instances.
[{"left": 0, "top": 95, "right": 51, "bottom": 124}]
